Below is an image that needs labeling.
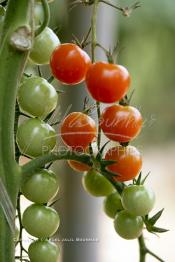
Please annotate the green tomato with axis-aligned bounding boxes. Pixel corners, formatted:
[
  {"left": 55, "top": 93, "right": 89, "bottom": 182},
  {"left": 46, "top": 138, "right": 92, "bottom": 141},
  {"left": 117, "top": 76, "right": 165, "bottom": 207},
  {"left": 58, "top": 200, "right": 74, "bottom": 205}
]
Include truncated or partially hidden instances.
[
  {"left": 28, "top": 240, "right": 60, "bottom": 262},
  {"left": 22, "top": 204, "right": 60, "bottom": 238},
  {"left": 18, "top": 76, "right": 58, "bottom": 119},
  {"left": 34, "top": 3, "right": 44, "bottom": 26},
  {"left": 21, "top": 169, "right": 59, "bottom": 204},
  {"left": 122, "top": 185, "right": 155, "bottom": 216},
  {"left": 82, "top": 169, "right": 114, "bottom": 197},
  {"left": 16, "top": 118, "right": 56, "bottom": 158},
  {"left": 30, "top": 27, "right": 60, "bottom": 65},
  {"left": 114, "top": 210, "right": 143, "bottom": 240},
  {"left": 103, "top": 191, "right": 123, "bottom": 218}
]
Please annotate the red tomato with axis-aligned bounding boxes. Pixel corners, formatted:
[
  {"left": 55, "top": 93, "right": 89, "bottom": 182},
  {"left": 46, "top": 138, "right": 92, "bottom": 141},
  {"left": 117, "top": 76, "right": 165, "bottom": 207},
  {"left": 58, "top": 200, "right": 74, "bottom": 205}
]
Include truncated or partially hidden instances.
[
  {"left": 85, "top": 62, "right": 130, "bottom": 103},
  {"left": 100, "top": 104, "right": 142, "bottom": 143},
  {"left": 60, "top": 112, "right": 97, "bottom": 150},
  {"left": 68, "top": 160, "right": 90, "bottom": 172},
  {"left": 50, "top": 43, "right": 91, "bottom": 85},
  {"left": 105, "top": 146, "right": 142, "bottom": 182}
]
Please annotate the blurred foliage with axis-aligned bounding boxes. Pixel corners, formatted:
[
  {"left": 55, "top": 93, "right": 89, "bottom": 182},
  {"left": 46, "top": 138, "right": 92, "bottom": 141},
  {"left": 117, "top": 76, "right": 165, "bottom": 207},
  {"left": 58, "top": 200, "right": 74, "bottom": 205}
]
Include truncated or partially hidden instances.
[{"left": 118, "top": 0, "right": 175, "bottom": 144}]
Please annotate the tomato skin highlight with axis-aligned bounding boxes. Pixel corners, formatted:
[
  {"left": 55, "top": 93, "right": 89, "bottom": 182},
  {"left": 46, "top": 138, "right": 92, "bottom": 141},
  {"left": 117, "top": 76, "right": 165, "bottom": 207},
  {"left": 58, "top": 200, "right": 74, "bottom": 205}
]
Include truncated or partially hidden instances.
[
  {"left": 114, "top": 210, "right": 143, "bottom": 240},
  {"left": 21, "top": 169, "right": 59, "bottom": 204},
  {"left": 28, "top": 240, "right": 60, "bottom": 262},
  {"left": 68, "top": 160, "right": 90, "bottom": 172},
  {"left": 100, "top": 104, "right": 143, "bottom": 143},
  {"left": 18, "top": 76, "right": 58, "bottom": 119},
  {"left": 105, "top": 146, "right": 142, "bottom": 182},
  {"left": 22, "top": 204, "right": 60, "bottom": 238},
  {"left": 82, "top": 169, "right": 114, "bottom": 197},
  {"left": 122, "top": 185, "right": 155, "bottom": 216},
  {"left": 16, "top": 118, "right": 56, "bottom": 158},
  {"left": 60, "top": 112, "right": 97, "bottom": 150},
  {"left": 85, "top": 62, "right": 130, "bottom": 103},
  {"left": 50, "top": 43, "right": 91, "bottom": 85},
  {"left": 103, "top": 191, "right": 123, "bottom": 218}
]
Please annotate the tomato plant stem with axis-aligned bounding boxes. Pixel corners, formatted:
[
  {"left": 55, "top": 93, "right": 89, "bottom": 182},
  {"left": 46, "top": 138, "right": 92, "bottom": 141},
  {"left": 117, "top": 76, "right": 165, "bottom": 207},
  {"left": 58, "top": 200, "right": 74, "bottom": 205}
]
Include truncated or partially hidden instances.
[
  {"left": 138, "top": 234, "right": 165, "bottom": 262},
  {"left": 0, "top": 0, "right": 34, "bottom": 261},
  {"left": 91, "top": 0, "right": 102, "bottom": 150},
  {"left": 35, "top": 0, "right": 50, "bottom": 36}
]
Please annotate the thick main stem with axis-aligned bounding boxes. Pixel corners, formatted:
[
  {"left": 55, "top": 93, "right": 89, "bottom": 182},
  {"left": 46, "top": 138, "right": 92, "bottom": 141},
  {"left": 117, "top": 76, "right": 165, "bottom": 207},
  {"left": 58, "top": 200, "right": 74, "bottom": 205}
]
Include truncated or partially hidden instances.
[
  {"left": 138, "top": 235, "right": 147, "bottom": 262},
  {"left": 0, "top": 0, "right": 33, "bottom": 261}
]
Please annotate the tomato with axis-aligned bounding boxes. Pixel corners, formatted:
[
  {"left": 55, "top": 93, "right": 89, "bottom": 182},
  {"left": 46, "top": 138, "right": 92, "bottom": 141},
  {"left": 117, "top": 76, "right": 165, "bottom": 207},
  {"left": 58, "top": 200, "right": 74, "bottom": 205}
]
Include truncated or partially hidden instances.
[
  {"left": 18, "top": 76, "right": 58, "bottom": 119},
  {"left": 105, "top": 146, "right": 142, "bottom": 182},
  {"left": 22, "top": 204, "right": 60, "bottom": 238},
  {"left": 28, "top": 240, "right": 60, "bottom": 262},
  {"left": 16, "top": 118, "right": 56, "bottom": 158},
  {"left": 68, "top": 160, "right": 90, "bottom": 173},
  {"left": 122, "top": 185, "right": 155, "bottom": 216},
  {"left": 82, "top": 169, "right": 114, "bottom": 197},
  {"left": 34, "top": 3, "right": 44, "bottom": 26},
  {"left": 103, "top": 191, "right": 123, "bottom": 218},
  {"left": 85, "top": 62, "right": 130, "bottom": 103},
  {"left": 60, "top": 112, "right": 97, "bottom": 150},
  {"left": 30, "top": 27, "right": 60, "bottom": 65},
  {"left": 100, "top": 104, "right": 143, "bottom": 143},
  {"left": 21, "top": 169, "right": 59, "bottom": 204},
  {"left": 114, "top": 210, "right": 143, "bottom": 240},
  {"left": 50, "top": 43, "right": 91, "bottom": 85}
]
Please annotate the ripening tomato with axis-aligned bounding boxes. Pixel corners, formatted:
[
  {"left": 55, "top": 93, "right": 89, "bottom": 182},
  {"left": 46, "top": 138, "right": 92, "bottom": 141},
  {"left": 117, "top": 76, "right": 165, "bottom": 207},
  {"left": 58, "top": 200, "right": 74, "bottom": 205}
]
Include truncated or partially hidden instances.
[
  {"left": 122, "top": 185, "right": 155, "bottom": 216},
  {"left": 30, "top": 27, "right": 60, "bottom": 65},
  {"left": 105, "top": 146, "right": 142, "bottom": 182},
  {"left": 85, "top": 62, "right": 130, "bottom": 103},
  {"left": 21, "top": 169, "right": 59, "bottom": 204},
  {"left": 16, "top": 118, "right": 56, "bottom": 158},
  {"left": 50, "top": 43, "right": 91, "bottom": 85},
  {"left": 114, "top": 210, "right": 143, "bottom": 240},
  {"left": 60, "top": 112, "right": 97, "bottom": 150},
  {"left": 22, "top": 204, "right": 60, "bottom": 238},
  {"left": 82, "top": 169, "right": 114, "bottom": 197},
  {"left": 100, "top": 104, "right": 143, "bottom": 143},
  {"left": 68, "top": 160, "right": 90, "bottom": 173},
  {"left": 103, "top": 191, "right": 123, "bottom": 218},
  {"left": 28, "top": 240, "right": 60, "bottom": 262},
  {"left": 18, "top": 76, "right": 58, "bottom": 119}
]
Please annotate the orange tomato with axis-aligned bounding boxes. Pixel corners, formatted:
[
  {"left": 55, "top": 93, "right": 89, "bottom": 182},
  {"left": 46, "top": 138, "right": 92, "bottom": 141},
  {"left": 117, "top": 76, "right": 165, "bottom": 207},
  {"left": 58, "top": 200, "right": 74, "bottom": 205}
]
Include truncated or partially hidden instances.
[
  {"left": 50, "top": 43, "right": 91, "bottom": 85},
  {"left": 60, "top": 112, "right": 97, "bottom": 150},
  {"left": 105, "top": 146, "right": 142, "bottom": 182},
  {"left": 67, "top": 160, "right": 90, "bottom": 172},
  {"left": 100, "top": 104, "right": 143, "bottom": 143},
  {"left": 86, "top": 62, "right": 130, "bottom": 103}
]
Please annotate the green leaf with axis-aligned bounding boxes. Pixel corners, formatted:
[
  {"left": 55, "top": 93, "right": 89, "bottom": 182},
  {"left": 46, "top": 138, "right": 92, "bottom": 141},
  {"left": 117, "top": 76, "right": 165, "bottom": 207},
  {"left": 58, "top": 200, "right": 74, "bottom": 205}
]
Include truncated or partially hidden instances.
[
  {"left": 100, "top": 159, "right": 117, "bottom": 167},
  {"left": 149, "top": 209, "right": 164, "bottom": 225},
  {"left": 141, "top": 172, "right": 151, "bottom": 184},
  {"left": 96, "top": 141, "right": 110, "bottom": 161},
  {"left": 135, "top": 172, "right": 142, "bottom": 185},
  {"left": 151, "top": 226, "right": 169, "bottom": 233}
]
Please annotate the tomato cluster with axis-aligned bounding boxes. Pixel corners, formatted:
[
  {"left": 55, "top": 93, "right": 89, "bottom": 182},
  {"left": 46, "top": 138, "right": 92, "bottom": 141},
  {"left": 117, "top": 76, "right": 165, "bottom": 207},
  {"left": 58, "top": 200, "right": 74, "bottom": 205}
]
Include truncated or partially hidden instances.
[
  {"left": 49, "top": 41, "right": 156, "bottom": 241},
  {"left": 15, "top": 5, "right": 156, "bottom": 258}
]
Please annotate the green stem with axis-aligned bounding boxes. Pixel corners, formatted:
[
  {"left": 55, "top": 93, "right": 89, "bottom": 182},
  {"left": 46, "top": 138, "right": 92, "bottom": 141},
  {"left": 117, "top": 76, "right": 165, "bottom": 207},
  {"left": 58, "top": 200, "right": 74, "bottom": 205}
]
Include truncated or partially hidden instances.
[
  {"left": 22, "top": 151, "right": 92, "bottom": 178},
  {"left": 0, "top": 0, "right": 34, "bottom": 261},
  {"left": 91, "top": 0, "right": 101, "bottom": 150},
  {"left": 35, "top": 0, "right": 50, "bottom": 36},
  {"left": 138, "top": 235, "right": 165, "bottom": 262},
  {"left": 138, "top": 235, "right": 147, "bottom": 262}
]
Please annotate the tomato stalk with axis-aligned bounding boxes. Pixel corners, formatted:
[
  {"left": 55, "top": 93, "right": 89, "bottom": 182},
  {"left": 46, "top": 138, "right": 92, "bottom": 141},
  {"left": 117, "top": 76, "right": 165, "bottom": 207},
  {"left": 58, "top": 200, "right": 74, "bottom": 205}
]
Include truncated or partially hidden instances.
[
  {"left": 91, "top": 0, "right": 102, "bottom": 151},
  {"left": 0, "top": 0, "right": 34, "bottom": 260}
]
